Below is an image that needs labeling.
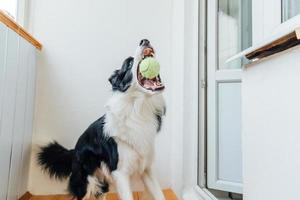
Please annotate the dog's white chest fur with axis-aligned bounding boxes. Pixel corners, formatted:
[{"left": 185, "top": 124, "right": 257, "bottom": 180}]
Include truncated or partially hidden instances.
[{"left": 104, "top": 84, "right": 165, "bottom": 174}]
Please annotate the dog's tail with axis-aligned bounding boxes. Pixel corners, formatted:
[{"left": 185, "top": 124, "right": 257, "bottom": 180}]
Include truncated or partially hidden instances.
[{"left": 37, "top": 141, "right": 74, "bottom": 180}]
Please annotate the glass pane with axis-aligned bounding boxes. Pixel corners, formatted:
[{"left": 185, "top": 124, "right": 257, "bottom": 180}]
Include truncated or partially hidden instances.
[
  {"left": 0, "top": 0, "right": 18, "bottom": 20},
  {"left": 218, "top": 0, "right": 252, "bottom": 69},
  {"left": 282, "top": 0, "right": 300, "bottom": 22},
  {"left": 218, "top": 82, "right": 242, "bottom": 183}
]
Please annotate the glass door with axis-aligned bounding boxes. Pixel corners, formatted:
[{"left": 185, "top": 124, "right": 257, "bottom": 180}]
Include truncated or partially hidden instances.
[{"left": 207, "top": 0, "right": 252, "bottom": 194}]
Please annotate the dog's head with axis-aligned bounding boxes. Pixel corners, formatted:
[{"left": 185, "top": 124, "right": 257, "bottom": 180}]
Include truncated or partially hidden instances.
[{"left": 108, "top": 39, "right": 165, "bottom": 94}]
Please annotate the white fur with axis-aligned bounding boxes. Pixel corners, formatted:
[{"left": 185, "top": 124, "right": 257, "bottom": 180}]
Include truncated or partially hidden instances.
[
  {"left": 104, "top": 86, "right": 166, "bottom": 200},
  {"left": 84, "top": 175, "right": 108, "bottom": 200},
  {"left": 102, "top": 44, "right": 166, "bottom": 200}
]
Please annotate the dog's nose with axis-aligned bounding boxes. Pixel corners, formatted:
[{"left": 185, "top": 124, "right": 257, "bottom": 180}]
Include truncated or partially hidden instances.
[{"left": 140, "top": 39, "right": 150, "bottom": 46}]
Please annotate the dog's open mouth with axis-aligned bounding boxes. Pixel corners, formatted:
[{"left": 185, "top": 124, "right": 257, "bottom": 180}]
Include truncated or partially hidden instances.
[
  {"left": 136, "top": 47, "right": 165, "bottom": 92},
  {"left": 137, "top": 66, "right": 165, "bottom": 92}
]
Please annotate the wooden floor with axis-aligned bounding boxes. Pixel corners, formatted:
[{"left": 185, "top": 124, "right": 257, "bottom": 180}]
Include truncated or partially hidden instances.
[{"left": 21, "top": 189, "right": 178, "bottom": 200}]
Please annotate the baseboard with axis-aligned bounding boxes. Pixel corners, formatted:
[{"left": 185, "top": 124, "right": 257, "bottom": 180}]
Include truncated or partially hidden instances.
[
  {"left": 19, "top": 192, "right": 33, "bottom": 200},
  {"left": 20, "top": 189, "right": 178, "bottom": 200}
]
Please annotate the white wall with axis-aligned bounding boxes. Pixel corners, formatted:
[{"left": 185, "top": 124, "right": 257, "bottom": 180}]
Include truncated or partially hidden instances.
[
  {"left": 26, "top": 0, "right": 184, "bottom": 195},
  {"left": 182, "top": 0, "right": 199, "bottom": 189},
  {"left": 242, "top": 47, "right": 300, "bottom": 200}
]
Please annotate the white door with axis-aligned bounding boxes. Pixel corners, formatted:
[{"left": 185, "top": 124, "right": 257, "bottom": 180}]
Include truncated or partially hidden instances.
[{"left": 207, "top": 0, "right": 252, "bottom": 194}]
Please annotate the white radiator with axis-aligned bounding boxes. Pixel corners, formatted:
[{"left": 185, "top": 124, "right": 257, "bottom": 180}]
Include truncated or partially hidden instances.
[{"left": 0, "top": 22, "right": 36, "bottom": 200}]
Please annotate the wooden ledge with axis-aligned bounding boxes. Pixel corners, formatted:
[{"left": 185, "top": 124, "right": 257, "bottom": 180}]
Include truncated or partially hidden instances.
[
  {"left": 0, "top": 10, "right": 42, "bottom": 50},
  {"left": 227, "top": 27, "right": 300, "bottom": 64},
  {"left": 19, "top": 189, "right": 178, "bottom": 200},
  {"left": 245, "top": 27, "right": 300, "bottom": 60}
]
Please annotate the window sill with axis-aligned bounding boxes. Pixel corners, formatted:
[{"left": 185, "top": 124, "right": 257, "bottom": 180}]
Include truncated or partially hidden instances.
[
  {"left": 246, "top": 27, "right": 300, "bottom": 60},
  {"left": 227, "top": 27, "right": 300, "bottom": 64}
]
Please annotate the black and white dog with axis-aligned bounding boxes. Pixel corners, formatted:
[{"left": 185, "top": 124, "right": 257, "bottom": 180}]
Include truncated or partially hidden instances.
[{"left": 38, "top": 39, "right": 166, "bottom": 200}]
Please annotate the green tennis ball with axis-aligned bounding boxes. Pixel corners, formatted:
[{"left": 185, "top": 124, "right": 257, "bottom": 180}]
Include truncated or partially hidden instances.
[{"left": 139, "top": 57, "right": 160, "bottom": 79}]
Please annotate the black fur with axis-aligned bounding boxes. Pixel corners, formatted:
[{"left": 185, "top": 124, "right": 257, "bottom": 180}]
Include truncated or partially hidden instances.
[
  {"left": 74, "top": 116, "right": 118, "bottom": 172},
  {"left": 155, "top": 106, "right": 166, "bottom": 132},
  {"left": 109, "top": 57, "right": 134, "bottom": 92},
  {"left": 139, "top": 39, "right": 150, "bottom": 46},
  {"left": 37, "top": 141, "right": 74, "bottom": 180},
  {"left": 37, "top": 115, "right": 118, "bottom": 200},
  {"left": 156, "top": 114, "right": 162, "bottom": 132}
]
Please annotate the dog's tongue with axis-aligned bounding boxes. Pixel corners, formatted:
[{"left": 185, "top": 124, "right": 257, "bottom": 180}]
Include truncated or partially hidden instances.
[
  {"left": 144, "top": 79, "right": 155, "bottom": 89},
  {"left": 143, "top": 78, "right": 163, "bottom": 90}
]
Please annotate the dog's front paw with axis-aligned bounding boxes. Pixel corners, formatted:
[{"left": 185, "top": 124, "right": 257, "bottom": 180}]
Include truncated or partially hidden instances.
[{"left": 95, "top": 192, "right": 107, "bottom": 200}]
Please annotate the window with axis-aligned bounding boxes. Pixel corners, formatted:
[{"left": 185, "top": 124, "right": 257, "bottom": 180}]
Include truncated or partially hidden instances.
[
  {"left": 0, "top": 0, "right": 18, "bottom": 20},
  {"left": 282, "top": 0, "right": 300, "bottom": 22},
  {"left": 251, "top": 0, "right": 300, "bottom": 44},
  {"left": 218, "top": 0, "right": 252, "bottom": 69}
]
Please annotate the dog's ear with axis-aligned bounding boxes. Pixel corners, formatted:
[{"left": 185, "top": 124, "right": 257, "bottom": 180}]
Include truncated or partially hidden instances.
[{"left": 108, "top": 57, "right": 133, "bottom": 92}]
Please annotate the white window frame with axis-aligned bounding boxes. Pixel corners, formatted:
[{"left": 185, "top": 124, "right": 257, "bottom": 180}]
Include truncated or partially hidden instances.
[
  {"left": 253, "top": 0, "right": 300, "bottom": 45},
  {"left": 0, "top": 0, "right": 27, "bottom": 26},
  {"left": 16, "top": 0, "right": 27, "bottom": 26}
]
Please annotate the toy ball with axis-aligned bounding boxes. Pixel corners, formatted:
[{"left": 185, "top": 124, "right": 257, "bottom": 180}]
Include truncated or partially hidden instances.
[{"left": 139, "top": 57, "right": 160, "bottom": 79}]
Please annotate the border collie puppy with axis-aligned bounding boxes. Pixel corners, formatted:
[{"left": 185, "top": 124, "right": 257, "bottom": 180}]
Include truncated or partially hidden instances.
[{"left": 38, "top": 39, "right": 166, "bottom": 200}]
